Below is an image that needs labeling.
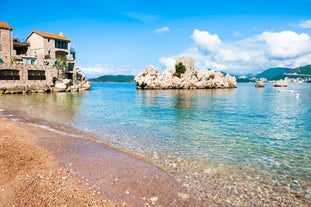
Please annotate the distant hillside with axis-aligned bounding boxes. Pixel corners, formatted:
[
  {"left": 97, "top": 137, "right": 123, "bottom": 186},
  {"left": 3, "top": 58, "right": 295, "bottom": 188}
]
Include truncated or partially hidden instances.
[
  {"left": 88, "top": 75, "right": 135, "bottom": 83},
  {"left": 256, "top": 67, "right": 291, "bottom": 80},
  {"left": 273, "top": 65, "right": 311, "bottom": 80},
  {"left": 286, "top": 65, "right": 311, "bottom": 75}
]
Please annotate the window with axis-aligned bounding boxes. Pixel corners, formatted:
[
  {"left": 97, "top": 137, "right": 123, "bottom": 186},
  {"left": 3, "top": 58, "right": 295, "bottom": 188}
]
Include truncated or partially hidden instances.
[
  {"left": 0, "top": 30, "right": 1, "bottom": 37},
  {"left": 0, "top": 70, "right": 20, "bottom": 80},
  {"left": 0, "top": 43, "right": 2, "bottom": 51},
  {"left": 55, "top": 40, "right": 68, "bottom": 50},
  {"left": 48, "top": 38, "right": 50, "bottom": 42},
  {"left": 28, "top": 70, "right": 46, "bottom": 80}
]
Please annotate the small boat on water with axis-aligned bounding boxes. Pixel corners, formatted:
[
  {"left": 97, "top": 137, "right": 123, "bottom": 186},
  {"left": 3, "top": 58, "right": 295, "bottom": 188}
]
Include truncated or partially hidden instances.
[
  {"left": 255, "top": 80, "right": 265, "bottom": 87},
  {"left": 273, "top": 80, "right": 288, "bottom": 87}
]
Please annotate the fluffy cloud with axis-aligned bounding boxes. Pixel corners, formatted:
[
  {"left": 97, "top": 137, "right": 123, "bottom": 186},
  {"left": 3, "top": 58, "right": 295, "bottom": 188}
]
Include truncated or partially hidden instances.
[
  {"left": 160, "top": 29, "right": 311, "bottom": 74},
  {"left": 191, "top": 29, "right": 221, "bottom": 52},
  {"left": 159, "top": 57, "right": 176, "bottom": 68},
  {"left": 154, "top": 26, "right": 170, "bottom": 33},
  {"left": 258, "top": 31, "right": 311, "bottom": 59},
  {"left": 297, "top": 19, "right": 311, "bottom": 29}
]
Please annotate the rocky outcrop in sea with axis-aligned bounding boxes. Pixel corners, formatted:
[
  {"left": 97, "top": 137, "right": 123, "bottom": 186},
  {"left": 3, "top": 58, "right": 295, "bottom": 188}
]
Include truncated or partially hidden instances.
[{"left": 135, "top": 65, "right": 237, "bottom": 89}]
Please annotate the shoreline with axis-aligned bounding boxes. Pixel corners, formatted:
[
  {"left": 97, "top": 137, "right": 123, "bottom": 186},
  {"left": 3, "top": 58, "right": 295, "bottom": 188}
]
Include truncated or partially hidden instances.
[
  {"left": 0, "top": 114, "right": 213, "bottom": 206},
  {"left": 0, "top": 87, "right": 310, "bottom": 206}
]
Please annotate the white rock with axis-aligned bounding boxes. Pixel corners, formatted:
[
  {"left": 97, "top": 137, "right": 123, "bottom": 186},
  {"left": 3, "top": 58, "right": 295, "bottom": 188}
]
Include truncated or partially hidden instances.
[
  {"left": 150, "top": 196, "right": 158, "bottom": 202},
  {"left": 177, "top": 193, "right": 190, "bottom": 200},
  {"left": 135, "top": 60, "right": 237, "bottom": 89}
]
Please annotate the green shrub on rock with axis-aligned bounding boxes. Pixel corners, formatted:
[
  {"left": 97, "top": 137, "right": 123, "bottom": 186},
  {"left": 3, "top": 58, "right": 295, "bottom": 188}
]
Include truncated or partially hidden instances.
[{"left": 174, "top": 62, "right": 186, "bottom": 78}]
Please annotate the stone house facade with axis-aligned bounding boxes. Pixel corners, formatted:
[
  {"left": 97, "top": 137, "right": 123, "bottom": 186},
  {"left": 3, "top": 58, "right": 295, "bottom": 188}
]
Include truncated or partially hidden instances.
[
  {"left": 26, "top": 30, "right": 76, "bottom": 80},
  {"left": 0, "top": 22, "right": 13, "bottom": 64},
  {"left": 0, "top": 21, "right": 83, "bottom": 94}
]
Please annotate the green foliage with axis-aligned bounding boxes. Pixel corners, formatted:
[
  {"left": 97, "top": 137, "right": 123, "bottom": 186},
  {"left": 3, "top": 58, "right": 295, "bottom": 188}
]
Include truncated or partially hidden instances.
[
  {"left": 208, "top": 74, "right": 215, "bottom": 80},
  {"left": 56, "top": 57, "right": 67, "bottom": 70},
  {"left": 11, "top": 57, "right": 22, "bottom": 64},
  {"left": 88, "top": 75, "right": 135, "bottom": 83},
  {"left": 174, "top": 62, "right": 186, "bottom": 78},
  {"left": 193, "top": 71, "right": 198, "bottom": 78},
  {"left": 55, "top": 57, "right": 67, "bottom": 79},
  {"left": 11, "top": 57, "right": 17, "bottom": 63}
]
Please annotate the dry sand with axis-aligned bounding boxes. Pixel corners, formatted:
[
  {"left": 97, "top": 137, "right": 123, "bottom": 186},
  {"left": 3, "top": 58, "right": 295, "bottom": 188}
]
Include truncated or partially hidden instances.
[{"left": 0, "top": 116, "right": 214, "bottom": 206}]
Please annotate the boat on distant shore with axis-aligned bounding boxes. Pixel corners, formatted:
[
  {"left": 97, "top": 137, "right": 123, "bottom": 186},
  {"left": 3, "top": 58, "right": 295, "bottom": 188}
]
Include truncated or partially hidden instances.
[{"left": 273, "top": 80, "right": 288, "bottom": 87}]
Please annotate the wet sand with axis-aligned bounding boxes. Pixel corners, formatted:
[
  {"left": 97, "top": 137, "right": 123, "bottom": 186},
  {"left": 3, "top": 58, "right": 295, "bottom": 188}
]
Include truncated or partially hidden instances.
[{"left": 0, "top": 116, "right": 215, "bottom": 206}]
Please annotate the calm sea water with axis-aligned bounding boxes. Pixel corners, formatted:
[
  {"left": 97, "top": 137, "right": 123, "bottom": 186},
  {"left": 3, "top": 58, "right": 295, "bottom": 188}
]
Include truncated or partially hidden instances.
[{"left": 0, "top": 83, "right": 310, "bottom": 204}]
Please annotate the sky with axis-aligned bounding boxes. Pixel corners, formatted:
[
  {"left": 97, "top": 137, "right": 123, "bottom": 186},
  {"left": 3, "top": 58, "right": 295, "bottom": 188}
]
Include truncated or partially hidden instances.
[{"left": 1, "top": 0, "right": 311, "bottom": 78}]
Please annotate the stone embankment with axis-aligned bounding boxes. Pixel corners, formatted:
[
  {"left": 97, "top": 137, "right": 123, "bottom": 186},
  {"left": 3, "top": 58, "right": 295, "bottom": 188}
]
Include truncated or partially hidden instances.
[
  {"left": 0, "top": 63, "right": 91, "bottom": 94},
  {"left": 135, "top": 65, "right": 237, "bottom": 89},
  {"left": 0, "top": 79, "right": 91, "bottom": 94}
]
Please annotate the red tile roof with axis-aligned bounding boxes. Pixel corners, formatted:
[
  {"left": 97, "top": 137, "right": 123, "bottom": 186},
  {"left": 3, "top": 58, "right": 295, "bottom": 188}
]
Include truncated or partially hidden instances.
[
  {"left": 32, "top": 30, "right": 70, "bottom": 41},
  {"left": 0, "top": 21, "right": 12, "bottom": 29}
]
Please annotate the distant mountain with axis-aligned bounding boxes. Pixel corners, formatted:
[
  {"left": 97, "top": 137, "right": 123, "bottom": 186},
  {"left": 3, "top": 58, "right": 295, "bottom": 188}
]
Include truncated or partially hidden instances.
[
  {"left": 256, "top": 67, "right": 291, "bottom": 80},
  {"left": 273, "top": 65, "right": 311, "bottom": 80},
  {"left": 88, "top": 75, "right": 135, "bottom": 83},
  {"left": 286, "top": 65, "right": 311, "bottom": 75}
]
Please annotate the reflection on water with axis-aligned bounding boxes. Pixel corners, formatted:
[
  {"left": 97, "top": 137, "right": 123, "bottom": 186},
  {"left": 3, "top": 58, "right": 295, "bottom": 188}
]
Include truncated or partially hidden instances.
[
  {"left": 0, "top": 92, "right": 86, "bottom": 122},
  {"left": 0, "top": 83, "right": 310, "bottom": 205}
]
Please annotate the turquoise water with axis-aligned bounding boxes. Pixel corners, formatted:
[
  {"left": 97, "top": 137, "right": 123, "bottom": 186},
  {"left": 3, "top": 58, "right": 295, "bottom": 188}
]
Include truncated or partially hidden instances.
[{"left": 0, "top": 83, "right": 310, "bottom": 205}]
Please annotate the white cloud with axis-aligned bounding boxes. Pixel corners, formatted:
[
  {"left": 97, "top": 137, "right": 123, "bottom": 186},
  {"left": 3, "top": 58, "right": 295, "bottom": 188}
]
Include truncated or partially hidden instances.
[
  {"left": 159, "top": 57, "right": 175, "bottom": 68},
  {"left": 232, "top": 31, "right": 241, "bottom": 37},
  {"left": 78, "top": 64, "right": 144, "bottom": 78},
  {"left": 296, "top": 19, "right": 311, "bottom": 28},
  {"left": 160, "top": 29, "right": 311, "bottom": 75},
  {"left": 257, "top": 31, "right": 311, "bottom": 59},
  {"left": 125, "top": 12, "right": 158, "bottom": 22},
  {"left": 191, "top": 29, "right": 221, "bottom": 53},
  {"left": 154, "top": 26, "right": 170, "bottom": 33}
]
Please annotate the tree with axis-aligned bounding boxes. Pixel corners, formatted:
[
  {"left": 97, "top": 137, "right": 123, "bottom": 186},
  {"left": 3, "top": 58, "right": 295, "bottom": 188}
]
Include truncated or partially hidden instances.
[
  {"left": 56, "top": 57, "right": 67, "bottom": 79},
  {"left": 174, "top": 62, "right": 186, "bottom": 78}
]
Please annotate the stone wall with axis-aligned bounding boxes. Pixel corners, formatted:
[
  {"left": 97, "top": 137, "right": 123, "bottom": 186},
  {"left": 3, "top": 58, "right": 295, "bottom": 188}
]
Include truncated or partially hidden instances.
[
  {"left": 27, "top": 33, "right": 45, "bottom": 65},
  {"left": 176, "top": 57, "right": 195, "bottom": 71},
  {"left": 0, "top": 63, "right": 58, "bottom": 93},
  {"left": 0, "top": 27, "right": 13, "bottom": 63}
]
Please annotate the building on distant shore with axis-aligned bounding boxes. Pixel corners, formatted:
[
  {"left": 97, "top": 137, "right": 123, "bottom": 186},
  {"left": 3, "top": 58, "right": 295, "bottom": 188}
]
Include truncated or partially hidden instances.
[{"left": 0, "top": 21, "right": 88, "bottom": 93}]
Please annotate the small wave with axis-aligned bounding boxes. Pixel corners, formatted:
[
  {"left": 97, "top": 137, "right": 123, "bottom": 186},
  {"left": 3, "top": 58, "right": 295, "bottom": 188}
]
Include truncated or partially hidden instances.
[{"left": 26, "top": 122, "right": 82, "bottom": 139}]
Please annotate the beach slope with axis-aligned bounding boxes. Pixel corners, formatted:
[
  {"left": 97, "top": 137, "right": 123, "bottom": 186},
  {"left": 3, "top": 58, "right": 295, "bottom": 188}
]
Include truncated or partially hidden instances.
[{"left": 0, "top": 116, "right": 205, "bottom": 206}]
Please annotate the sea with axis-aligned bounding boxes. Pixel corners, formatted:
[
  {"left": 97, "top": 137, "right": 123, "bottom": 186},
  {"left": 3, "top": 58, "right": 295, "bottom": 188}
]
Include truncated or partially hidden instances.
[{"left": 0, "top": 83, "right": 310, "bottom": 206}]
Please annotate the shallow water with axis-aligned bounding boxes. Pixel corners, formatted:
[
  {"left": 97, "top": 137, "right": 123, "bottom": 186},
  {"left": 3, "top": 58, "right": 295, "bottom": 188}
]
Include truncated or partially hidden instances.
[{"left": 0, "top": 83, "right": 310, "bottom": 206}]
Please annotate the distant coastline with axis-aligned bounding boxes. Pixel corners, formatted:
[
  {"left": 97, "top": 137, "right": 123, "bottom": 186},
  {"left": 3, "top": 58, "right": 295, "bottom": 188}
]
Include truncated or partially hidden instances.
[
  {"left": 88, "top": 75, "right": 135, "bottom": 83},
  {"left": 87, "top": 64, "right": 311, "bottom": 84}
]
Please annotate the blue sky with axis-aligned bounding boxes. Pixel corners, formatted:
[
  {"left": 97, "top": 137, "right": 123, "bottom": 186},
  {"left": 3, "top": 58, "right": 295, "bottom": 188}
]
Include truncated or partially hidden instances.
[{"left": 1, "top": 0, "right": 311, "bottom": 78}]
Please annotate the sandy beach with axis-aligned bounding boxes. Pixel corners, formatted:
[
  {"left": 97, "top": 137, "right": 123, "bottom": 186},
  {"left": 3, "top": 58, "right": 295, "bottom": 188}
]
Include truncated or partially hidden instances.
[{"left": 0, "top": 115, "right": 215, "bottom": 207}]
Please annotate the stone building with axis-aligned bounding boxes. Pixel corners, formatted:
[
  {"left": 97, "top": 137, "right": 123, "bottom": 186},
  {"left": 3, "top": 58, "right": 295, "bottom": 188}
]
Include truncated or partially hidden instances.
[
  {"left": 176, "top": 56, "right": 195, "bottom": 71},
  {"left": 26, "top": 31, "right": 76, "bottom": 80},
  {"left": 0, "top": 21, "right": 89, "bottom": 94},
  {"left": 0, "top": 22, "right": 13, "bottom": 64}
]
